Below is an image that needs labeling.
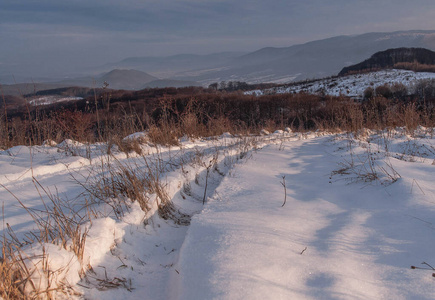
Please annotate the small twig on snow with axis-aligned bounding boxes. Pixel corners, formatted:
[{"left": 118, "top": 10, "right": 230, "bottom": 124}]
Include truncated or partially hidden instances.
[
  {"left": 411, "top": 261, "right": 435, "bottom": 277},
  {"left": 281, "top": 176, "right": 287, "bottom": 207}
]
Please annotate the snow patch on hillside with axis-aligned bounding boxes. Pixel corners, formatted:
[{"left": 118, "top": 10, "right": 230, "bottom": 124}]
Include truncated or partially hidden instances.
[
  {"left": 246, "top": 69, "right": 435, "bottom": 98},
  {"left": 29, "top": 96, "right": 83, "bottom": 106}
]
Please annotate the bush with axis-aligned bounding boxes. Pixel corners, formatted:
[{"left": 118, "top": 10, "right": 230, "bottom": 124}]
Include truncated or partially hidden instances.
[
  {"left": 364, "top": 87, "right": 374, "bottom": 100},
  {"left": 375, "top": 84, "right": 393, "bottom": 99}
]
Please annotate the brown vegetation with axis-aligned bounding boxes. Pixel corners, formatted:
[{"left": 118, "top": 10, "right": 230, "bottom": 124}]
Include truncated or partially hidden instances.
[
  {"left": 1, "top": 84, "right": 435, "bottom": 149},
  {"left": 394, "top": 61, "right": 435, "bottom": 73}
]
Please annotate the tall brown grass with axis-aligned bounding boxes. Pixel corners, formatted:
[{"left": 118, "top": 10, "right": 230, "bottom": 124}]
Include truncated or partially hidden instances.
[
  {"left": 394, "top": 61, "right": 435, "bottom": 73},
  {"left": 0, "top": 179, "right": 89, "bottom": 299},
  {"left": 1, "top": 86, "right": 434, "bottom": 150}
]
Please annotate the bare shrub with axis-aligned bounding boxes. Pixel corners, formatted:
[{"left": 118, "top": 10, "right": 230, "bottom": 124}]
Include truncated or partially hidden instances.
[
  {"left": 375, "top": 84, "right": 393, "bottom": 99},
  {"left": 400, "top": 102, "right": 421, "bottom": 132},
  {"left": 118, "top": 138, "right": 143, "bottom": 155},
  {"left": 363, "top": 87, "right": 374, "bottom": 100},
  {"left": 56, "top": 110, "right": 94, "bottom": 142},
  {"left": 206, "top": 116, "right": 233, "bottom": 136},
  {"left": 147, "top": 125, "right": 179, "bottom": 146},
  {"left": 390, "top": 83, "right": 408, "bottom": 101},
  {"left": 414, "top": 79, "right": 435, "bottom": 101}
]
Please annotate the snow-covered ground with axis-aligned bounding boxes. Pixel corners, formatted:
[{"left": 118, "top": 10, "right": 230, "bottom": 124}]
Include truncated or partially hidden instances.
[
  {"left": 246, "top": 69, "right": 435, "bottom": 98},
  {"left": 1, "top": 128, "right": 435, "bottom": 299}
]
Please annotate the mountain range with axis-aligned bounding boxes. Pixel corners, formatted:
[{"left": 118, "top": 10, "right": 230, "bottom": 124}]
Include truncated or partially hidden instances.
[
  {"left": 2, "top": 30, "right": 435, "bottom": 93},
  {"left": 172, "top": 30, "right": 435, "bottom": 85}
]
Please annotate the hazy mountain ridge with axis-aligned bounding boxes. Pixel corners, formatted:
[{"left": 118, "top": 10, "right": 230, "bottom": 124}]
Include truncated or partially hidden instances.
[
  {"left": 63, "top": 30, "right": 435, "bottom": 88},
  {"left": 176, "top": 30, "right": 435, "bottom": 85},
  {"left": 1, "top": 71, "right": 203, "bottom": 102},
  {"left": 101, "top": 52, "right": 246, "bottom": 79},
  {"left": 0, "top": 83, "right": 73, "bottom": 98}
]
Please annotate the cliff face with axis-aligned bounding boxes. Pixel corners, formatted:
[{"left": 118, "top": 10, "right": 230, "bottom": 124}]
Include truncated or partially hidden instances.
[{"left": 338, "top": 48, "right": 435, "bottom": 76}]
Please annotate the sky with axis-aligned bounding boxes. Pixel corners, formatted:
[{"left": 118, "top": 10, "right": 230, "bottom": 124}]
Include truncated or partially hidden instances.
[{"left": 1, "top": 0, "right": 435, "bottom": 79}]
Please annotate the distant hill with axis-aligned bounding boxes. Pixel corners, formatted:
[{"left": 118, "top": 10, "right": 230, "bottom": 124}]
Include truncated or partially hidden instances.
[
  {"left": 339, "top": 48, "right": 435, "bottom": 76},
  {"left": 0, "top": 86, "right": 109, "bottom": 108},
  {"left": 57, "top": 69, "right": 158, "bottom": 90},
  {"left": 99, "top": 69, "right": 158, "bottom": 90}
]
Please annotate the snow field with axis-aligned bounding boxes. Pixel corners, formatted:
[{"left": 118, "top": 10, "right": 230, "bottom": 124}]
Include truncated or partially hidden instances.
[{"left": 1, "top": 128, "right": 435, "bottom": 299}]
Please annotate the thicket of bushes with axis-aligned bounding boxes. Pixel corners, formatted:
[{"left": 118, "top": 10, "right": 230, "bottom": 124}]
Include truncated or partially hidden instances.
[{"left": 1, "top": 83, "right": 435, "bottom": 149}]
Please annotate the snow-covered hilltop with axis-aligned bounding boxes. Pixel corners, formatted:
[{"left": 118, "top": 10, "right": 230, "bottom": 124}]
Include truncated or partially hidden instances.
[{"left": 246, "top": 69, "right": 435, "bottom": 98}]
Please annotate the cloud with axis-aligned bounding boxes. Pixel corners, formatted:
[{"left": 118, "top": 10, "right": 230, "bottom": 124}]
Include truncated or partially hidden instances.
[
  {"left": 1, "top": 0, "right": 435, "bottom": 78},
  {"left": 2, "top": 1, "right": 434, "bottom": 39}
]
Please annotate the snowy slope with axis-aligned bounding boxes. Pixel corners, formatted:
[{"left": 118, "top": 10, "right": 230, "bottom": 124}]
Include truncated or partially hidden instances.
[
  {"left": 1, "top": 129, "right": 435, "bottom": 299},
  {"left": 246, "top": 69, "right": 435, "bottom": 98},
  {"left": 176, "top": 131, "right": 435, "bottom": 299}
]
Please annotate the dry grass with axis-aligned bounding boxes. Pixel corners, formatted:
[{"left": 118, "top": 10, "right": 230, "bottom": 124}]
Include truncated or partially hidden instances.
[
  {"left": 331, "top": 135, "right": 401, "bottom": 186},
  {"left": 0, "top": 230, "right": 83, "bottom": 299},
  {"left": 75, "top": 147, "right": 188, "bottom": 226},
  {"left": 0, "top": 179, "right": 92, "bottom": 299},
  {"left": 0, "top": 247, "right": 27, "bottom": 299}
]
